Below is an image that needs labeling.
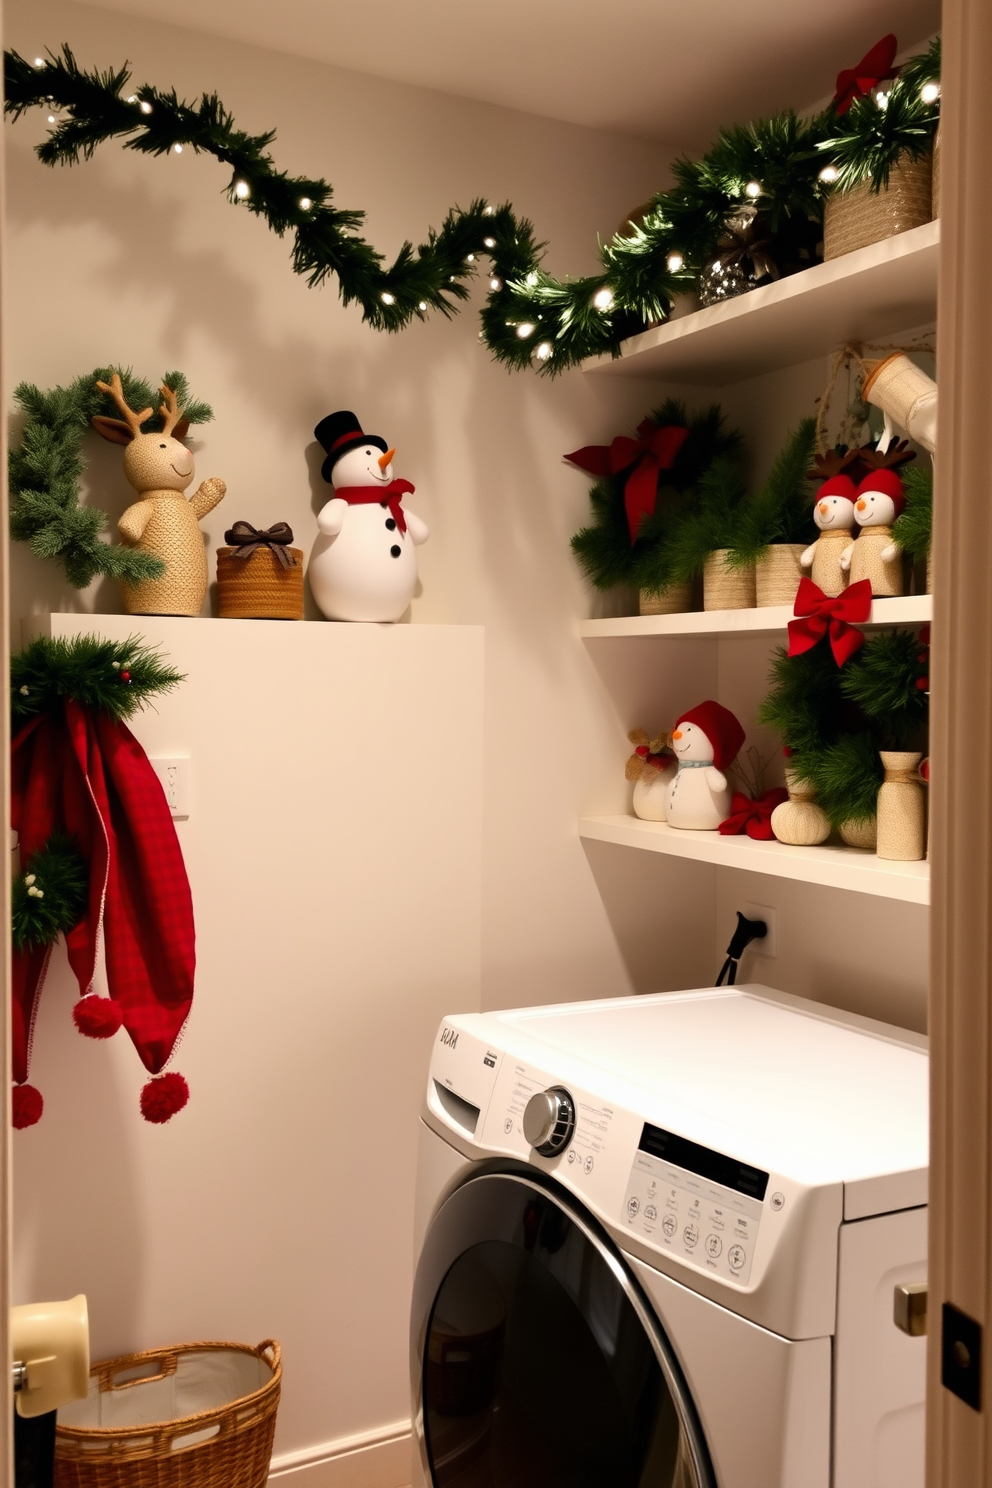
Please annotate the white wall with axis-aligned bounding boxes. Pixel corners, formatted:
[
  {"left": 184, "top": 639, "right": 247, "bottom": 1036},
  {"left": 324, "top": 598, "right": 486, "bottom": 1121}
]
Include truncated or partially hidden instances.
[{"left": 5, "top": 1, "right": 714, "bottom": 1475}]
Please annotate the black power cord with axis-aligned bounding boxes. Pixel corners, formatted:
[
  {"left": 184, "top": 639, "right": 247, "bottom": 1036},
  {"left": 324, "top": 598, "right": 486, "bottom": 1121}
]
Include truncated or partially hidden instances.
[{"left": 715, "top": 912, "right": 768, "bottom": 987}]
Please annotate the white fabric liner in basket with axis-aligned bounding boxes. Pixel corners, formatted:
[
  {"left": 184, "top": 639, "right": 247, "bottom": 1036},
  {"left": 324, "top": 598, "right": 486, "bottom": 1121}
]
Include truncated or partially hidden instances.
[{"left": 58, "top": 1349, "right": 273, "bottom": 1431}]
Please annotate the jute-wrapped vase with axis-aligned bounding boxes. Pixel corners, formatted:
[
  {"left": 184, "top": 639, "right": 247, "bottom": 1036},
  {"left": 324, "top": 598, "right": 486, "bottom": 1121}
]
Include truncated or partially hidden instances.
[
  {"left": 861, "top": 352, "right": 937, "bottom": 456},
  {"left": 839, "top": 816, "right": 878, "bottom": 849},
  {"left": 703, "top": 551, "right": 756, "bottom": 611},
  {"left": 755, "top": 545, "right": 804, "bottom": 608},
  {"left": 639, "top": 582, "right": 693, "bottom": 616},
  {"left": 877, "top": 751, "right": 926, "bottom": 861},
  {"left": 770, "top": 766, "right": 831, "bottom": 846},
  {"left": 823, "top": 152, "right": 933, "bottom": 261},
  {"left": 217, "top": 547, "right": 304, "bottom": 619}
]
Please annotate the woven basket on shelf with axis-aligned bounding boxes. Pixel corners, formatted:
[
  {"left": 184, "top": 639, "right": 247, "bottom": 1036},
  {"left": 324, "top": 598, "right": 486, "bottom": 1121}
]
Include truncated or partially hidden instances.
[
  {"left": 55, "top": 1339, "right": 281, "bottom": 1488},
  {"left": 754, "top": 545, "right": 804, "bottom": 608},
  {"left": 639, "top": 582, "right": 693, "bottom": 616},
  {"left": 217, "top": 547, "right": 304, "bottom": 619},
  {"left": 703, "top": 550, "right": 755, "bottom": 611},
  {"left": 823, "top": 153, "right": 933, "bottom": 261}
]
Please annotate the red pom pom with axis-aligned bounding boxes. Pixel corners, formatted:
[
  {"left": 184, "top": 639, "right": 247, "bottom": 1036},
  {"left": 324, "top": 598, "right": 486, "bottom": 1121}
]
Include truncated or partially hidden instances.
[
  {"left": 13, "top": 1084, "right": 44, "bottom": 1129},
  {"left": 140, "top": 1072, "right": 189, "bottom": 1124},
  {"left": 73, "top": 996, "right": 124, "bottom": 1039}
]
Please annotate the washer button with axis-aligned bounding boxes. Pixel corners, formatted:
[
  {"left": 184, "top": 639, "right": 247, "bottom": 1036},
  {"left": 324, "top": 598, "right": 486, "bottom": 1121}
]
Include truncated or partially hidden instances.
[
  {"left": 662, "top": 1215, "right": 677, "bottom": 1238},
  {"left": 627, "top": 1197, "right": 640, "bottom": 1220},
  {"left": 770, "top": 1192, "right": 785, "bottom": 1211},
  {"left": 729, "top": 1245, "right": 747, "bottom": 1271},
  {"left": 683, "top": 1224, "right": 699, "bottom": 1248},
  {"left": 705, "top": 1234, "right": 723, "bottom": 1258}
]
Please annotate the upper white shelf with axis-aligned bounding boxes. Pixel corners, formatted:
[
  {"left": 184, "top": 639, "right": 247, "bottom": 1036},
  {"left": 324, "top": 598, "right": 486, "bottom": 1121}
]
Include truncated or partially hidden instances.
[
  {"left": 579, "top": 593, "right": 931, "bottom": 641},
  {"left": 578, "top": 816, "right": 929, "bottom": 904},
  {"left": 583, "top": 220, "right": 939, "bottom": 387}
]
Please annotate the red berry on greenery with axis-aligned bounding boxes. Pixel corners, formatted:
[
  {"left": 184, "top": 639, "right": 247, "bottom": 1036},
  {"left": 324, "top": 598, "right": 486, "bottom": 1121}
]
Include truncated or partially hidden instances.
[
  {"left": 120, "top": 670, "right": 131, "bottom": 683},
  {"left": 916, "top": 677, "right": 929, "bottom": 691}
]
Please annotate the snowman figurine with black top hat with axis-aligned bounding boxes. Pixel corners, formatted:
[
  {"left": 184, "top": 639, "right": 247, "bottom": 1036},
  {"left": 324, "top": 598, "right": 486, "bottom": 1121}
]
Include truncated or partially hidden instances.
[{"left": 309, "top": 410, "right": 429, "bottom": 622}]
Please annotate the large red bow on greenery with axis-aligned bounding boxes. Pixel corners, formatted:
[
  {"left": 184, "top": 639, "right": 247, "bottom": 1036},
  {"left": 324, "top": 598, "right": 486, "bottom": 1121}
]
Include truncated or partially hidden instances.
[
  {"left": 833, "top": 34, "right": 899, "bottom": 115},
  {"left": 565, "top": 420, "right": 690, "bottom": 542},
  {"left": 719, "top": 788, "right": 789, "bottom": 840},
  {"left": 788, "top": 577, "right": 873, "bottom": 666}
]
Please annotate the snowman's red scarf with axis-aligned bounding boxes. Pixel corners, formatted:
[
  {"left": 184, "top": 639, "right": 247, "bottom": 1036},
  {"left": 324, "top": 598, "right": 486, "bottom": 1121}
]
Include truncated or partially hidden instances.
[
  {"left": 333, "top": 479, "right": 414, "bottom": 535},
  {"left": 10, "top": 700, "right": 195, "bottom": 1094}
]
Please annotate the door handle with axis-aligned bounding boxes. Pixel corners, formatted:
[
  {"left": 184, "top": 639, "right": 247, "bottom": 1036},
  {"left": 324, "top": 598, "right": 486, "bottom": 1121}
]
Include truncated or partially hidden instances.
[{"left": 894, "top": 1282, "right": 928, "bottom": 1336}]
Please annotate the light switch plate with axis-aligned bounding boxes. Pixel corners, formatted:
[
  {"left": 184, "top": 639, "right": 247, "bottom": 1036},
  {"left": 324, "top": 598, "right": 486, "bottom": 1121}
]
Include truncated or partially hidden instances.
[{"left": 150, "top": 758, "right": 190, "bottom": 819}]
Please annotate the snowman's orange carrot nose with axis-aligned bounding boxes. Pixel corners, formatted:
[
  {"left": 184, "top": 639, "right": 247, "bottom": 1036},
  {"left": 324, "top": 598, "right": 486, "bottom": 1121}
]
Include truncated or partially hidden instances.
[
  {"left": 672, "top": 729, "right": 683, "bottom": 741},
  {"left": 856, "top": 498, "right": 867, "bottom": 511},
  {"left": 819, "top": 502, "right": 829, "bottom": 515},
  {"left": 378, "top": 448, "right": 395, "bottom": 470}
]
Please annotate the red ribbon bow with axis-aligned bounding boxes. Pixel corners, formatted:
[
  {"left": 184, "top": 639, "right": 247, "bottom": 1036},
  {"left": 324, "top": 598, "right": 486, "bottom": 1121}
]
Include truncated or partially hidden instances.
[
  {"left": 787, "top": 578, "right": 873, "bottom": 666},
  {"left": 334, "top": 478, "right": 414, "bottom": 535},
  {"left": 565, "top": 420, "right": 690, "bottom": 542},
  {"left": 833, "top": 34, "right": 899, "bottom": 115},
  {"left": 719, "top": 788, "right": 789, "bottom": 840}
]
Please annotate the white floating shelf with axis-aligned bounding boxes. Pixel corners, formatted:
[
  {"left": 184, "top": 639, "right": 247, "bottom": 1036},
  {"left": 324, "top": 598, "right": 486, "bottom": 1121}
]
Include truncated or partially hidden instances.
[
  {"left": 579, "top": 593, "right": 931, "bottom": 641},
  {"left": 582, "top": 220, "right": 939, "bottom": 386},
  {"left": 578, "top": 816, "right": 929, "bottom": 904}
]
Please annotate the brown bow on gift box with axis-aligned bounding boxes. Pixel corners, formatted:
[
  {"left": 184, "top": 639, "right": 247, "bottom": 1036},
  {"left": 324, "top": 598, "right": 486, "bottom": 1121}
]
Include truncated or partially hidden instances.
[{"left": 224, "top": 521, "right": 299, "bottom": 568}]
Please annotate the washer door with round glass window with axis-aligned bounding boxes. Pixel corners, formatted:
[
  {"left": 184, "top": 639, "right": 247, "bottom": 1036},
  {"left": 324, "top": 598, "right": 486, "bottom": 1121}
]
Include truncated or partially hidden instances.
[{"left": 411, "top": 1168, "right": 715, "bottom": 1488}]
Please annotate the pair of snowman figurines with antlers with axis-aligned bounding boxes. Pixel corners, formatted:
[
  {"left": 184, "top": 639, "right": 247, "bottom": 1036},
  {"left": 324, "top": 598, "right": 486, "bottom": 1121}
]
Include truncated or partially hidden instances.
[
  {"left": 94, "top": 378, "right": 427, "bottom": 623},
  {"left": 802, "top": 438, "right": 915, "bottom": 599}
]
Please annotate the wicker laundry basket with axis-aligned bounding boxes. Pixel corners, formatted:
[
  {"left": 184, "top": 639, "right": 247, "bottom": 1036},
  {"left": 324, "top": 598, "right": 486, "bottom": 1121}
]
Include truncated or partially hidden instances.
[{"left": 54, "top": 1339, "right": 281, "bottom": 1488}]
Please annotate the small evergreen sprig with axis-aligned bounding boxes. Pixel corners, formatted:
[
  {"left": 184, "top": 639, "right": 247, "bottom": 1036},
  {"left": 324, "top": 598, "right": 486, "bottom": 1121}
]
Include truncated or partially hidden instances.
[
  {"left": 818, "top": 37, "right": 941, "bottom": 193},
  {"left": 12, "top": 834, "right": 87, "bottom": 950},
  {"left": 892, "top": 464, "right": 933, "bottom": 561},
  {"left": 12, "top": 634, "right": 184, "bottom": 725},
  {"left": 724, "top": 419, "right": 819, "bottom": 568},
  {"left": 10, "top": 366, "right": 212, "bottom": 588}
]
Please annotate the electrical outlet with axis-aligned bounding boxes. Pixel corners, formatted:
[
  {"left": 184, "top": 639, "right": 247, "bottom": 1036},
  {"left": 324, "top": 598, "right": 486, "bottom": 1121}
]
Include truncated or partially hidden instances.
[
  {"left": 150, "top": 758, "right": 190, "bottom": 819},
  {"left": 741, "top": 902, "right": 778, "bottom": 959}
]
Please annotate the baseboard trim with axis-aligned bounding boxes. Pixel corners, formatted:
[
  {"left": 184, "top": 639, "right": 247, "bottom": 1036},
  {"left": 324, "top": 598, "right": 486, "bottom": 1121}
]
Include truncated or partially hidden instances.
[{"left": 268, "top": 1419, "right": 411, "bottom": 1488}]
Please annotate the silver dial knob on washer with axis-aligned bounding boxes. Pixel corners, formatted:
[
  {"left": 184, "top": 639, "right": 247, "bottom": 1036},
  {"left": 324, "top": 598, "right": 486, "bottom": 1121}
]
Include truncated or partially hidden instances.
[{"left": 523, "top": 1087, "right": 576, "bottom": 1156}]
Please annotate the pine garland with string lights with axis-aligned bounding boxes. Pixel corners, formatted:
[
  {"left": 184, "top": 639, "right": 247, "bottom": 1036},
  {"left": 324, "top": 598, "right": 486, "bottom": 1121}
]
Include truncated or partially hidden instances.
[
  {"left": 817, "top": 38, "right": 940, "bottom": 192},
  {"left": 5, "top": 41, "right": 938, "bottom": 374},
  {"left": 10, "top": 366, "right": 212, "bottom": 587}
]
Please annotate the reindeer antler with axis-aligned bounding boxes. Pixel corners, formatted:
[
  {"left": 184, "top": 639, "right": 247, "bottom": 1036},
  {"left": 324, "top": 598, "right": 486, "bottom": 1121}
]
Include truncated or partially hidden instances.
[
  {"left": 158, "top": 384, "right": 185, "bottom": 437},
  {"left": 95, "top": 373, "right": 153, "bottom": 438},
  {"left": 860, "top": 436, "right": 917, "bottom": 473},
  {"left": 806, "top": 445, "right": 861, "bottom": 483}
]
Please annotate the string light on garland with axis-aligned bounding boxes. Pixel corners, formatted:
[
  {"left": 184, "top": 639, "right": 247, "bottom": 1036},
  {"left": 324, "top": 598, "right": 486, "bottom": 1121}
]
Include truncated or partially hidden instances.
[
  {"left": 535, "top": 342, "right": 553, "bottom": 362},
  {"left": 173, "top": 142, "right": 182, "bottom": 153},
  {"left": 920, "top": 82, "right": 940, "bottom": 104},
  {"left": 818, "top": 164, "right": 840, "bottom": 183},
  {"left": 4, "top": 41, "right": 939, "bottom": 376},
  {"left": 516, "top": 322, "right": 536, "bottom": 338}
]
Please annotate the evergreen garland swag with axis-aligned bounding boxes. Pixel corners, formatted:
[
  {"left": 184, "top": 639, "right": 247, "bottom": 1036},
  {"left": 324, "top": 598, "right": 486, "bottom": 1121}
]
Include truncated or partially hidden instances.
[
  {"left": 10, "top": 366, "right": 213, "bottom": 588},
  {"left": 758, "top": 629, "right": 929, "bottom": 827},
  {"left": 12, "top": 633, "right": 184, "bottom": 724},
  {"left": 3, "top": 42, "right": 936, "bottom": 376},
  {"left": 12, "top": 834, "right": 87, "bottom": 951}
]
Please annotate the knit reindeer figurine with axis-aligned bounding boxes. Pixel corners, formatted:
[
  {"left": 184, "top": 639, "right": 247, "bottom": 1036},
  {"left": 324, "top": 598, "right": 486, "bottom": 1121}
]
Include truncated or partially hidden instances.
[{"left": 93, "top": 373, "right": 226, "bottom": 615}]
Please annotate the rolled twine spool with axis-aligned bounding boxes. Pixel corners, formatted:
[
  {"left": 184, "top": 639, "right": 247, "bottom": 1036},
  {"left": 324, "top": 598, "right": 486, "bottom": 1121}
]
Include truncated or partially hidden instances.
[
  {"left": 703, "top": 551, "right": 755, "bottom": 611},
  {"left": 217, "top": 522, "right": 303, "bottom": 620},
  {"left": 877, "top": 751, "right": 926, "bottom": 861},
  {"left": 755, "top": 545, "right": 804, "bottom": 608},
  {"left": 861, "top": 352, "right": 937, "bottom": 455},
  {"left": 839, "top": 816, "right": 878, "bottom": 849},
  {"left": 639, "top": 582, "right": 693, "bottom": 616},
  {"left": 823, "top": 152, "right": 933, "bottom": 261},
  {"left": 770, "top": 766, "right": 831, "bottom": 846}
]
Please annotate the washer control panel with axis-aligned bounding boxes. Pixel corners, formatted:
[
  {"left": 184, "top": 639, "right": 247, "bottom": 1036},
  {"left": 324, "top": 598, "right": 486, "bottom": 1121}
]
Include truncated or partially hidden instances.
[{"left": 622, "top": 1122, "right": 767, "bottom": 1286}]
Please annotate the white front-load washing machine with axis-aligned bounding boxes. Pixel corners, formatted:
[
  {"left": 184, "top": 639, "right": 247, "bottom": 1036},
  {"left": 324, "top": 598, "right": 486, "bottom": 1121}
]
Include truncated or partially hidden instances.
[{"left": 410, "top": 984, "right": 928, "bottom": 1488}]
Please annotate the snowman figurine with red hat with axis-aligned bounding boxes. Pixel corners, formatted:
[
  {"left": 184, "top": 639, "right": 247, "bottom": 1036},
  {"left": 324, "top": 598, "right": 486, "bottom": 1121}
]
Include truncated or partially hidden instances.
[
  {"left": 666, "top": 700, "right": 746, "bottom": 831},
  {"left": 310, "top": 410, "right": 429, "bottom": 622},
  {"left": 800, "top": 474, "right": 857, "bottom": 597},
  {"left": 840, "top": 468, "right": 906, "bottom": 597}
]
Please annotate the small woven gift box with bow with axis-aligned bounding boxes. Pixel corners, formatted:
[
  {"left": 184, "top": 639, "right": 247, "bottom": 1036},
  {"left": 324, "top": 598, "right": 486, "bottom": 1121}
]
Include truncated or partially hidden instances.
[{"left": 216, "top": 521, "right": 303, "bottom": 619}]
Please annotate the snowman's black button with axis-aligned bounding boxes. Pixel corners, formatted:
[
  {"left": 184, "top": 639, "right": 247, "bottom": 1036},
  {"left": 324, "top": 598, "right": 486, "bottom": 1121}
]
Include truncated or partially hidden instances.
[
  {"left": 385, "top": 518, "right": 397, "bottom": 530},
  {"left": 390, "top": 545, "right": 402, "bottom": 558}
]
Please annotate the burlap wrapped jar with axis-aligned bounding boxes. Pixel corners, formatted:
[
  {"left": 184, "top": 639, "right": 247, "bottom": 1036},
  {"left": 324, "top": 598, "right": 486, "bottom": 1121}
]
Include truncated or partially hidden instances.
[
  {"left": 823, "top": 152, "right": 933, "bottom": 261},
  {"left": 217, "top": 522, "right": 303, "bottom": 620},
  {"left": 877, "top": 751, "right": 926, "bottom": 861},
  {"left": 839, "top": 816, "right": 878, "bottom": 850},
  {"left": 770, "top": 766, "right": 831, "bottom": 846},
  {"left": 755, "top": 545, "right": 804, "bottom": 608},
  {"left": 639, "top": 582, "right": 693, "bottom": 616},
  {"left": 703, "top": 551, "right": 756, "bottom": 611}
]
